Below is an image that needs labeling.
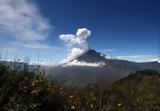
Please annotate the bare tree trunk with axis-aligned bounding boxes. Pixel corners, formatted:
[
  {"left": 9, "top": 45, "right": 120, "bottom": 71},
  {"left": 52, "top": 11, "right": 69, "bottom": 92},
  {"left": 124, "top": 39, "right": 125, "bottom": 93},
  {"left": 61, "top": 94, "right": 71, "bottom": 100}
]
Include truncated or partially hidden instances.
[{"left": 99, "top": 86, "right": 102, "bottom": 111}]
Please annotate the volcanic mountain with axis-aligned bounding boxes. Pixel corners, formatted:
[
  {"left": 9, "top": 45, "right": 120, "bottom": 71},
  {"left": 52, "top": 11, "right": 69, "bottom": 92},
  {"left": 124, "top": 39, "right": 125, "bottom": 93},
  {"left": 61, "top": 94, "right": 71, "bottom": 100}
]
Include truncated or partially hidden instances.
[{"left": 47, "top": 49, "right": 160, "bottom": 86}]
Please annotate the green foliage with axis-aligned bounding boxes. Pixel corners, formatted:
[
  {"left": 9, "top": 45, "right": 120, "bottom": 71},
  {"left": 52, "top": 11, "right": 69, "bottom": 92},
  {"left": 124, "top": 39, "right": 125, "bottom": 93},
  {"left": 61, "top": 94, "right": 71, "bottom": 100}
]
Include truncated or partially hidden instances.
[
  {"left": 0, "top": 65, "right": 68, "bottom": 111},
  {"left": 111, "top": 70, "right": 160, "bottom": 111},
  {"left": 0, "top": 64, "right": 160, "bottom": 111}
]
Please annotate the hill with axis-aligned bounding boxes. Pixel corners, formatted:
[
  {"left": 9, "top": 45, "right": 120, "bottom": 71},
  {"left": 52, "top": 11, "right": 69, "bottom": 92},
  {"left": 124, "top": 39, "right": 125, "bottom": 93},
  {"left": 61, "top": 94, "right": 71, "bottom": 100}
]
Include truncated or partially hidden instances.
[
  {"left": 1, "top": 64, "right": 160, "bottom": 111},
  {"left": 110, "top": 70, "right": 160, "bottom": 111}
]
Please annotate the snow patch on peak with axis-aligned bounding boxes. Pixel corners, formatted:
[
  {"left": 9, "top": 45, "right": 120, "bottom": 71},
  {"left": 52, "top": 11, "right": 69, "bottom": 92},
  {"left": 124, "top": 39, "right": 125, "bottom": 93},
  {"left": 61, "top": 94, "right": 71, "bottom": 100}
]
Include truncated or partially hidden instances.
[
  {"left": 100, "top": 53, "right": 105, "bottom": 57},
  {"left": 99, "top": 52, "right": 117, "bottom": 60},
  {"left": 63, "top": 59, "right": 106, "bottom": 67},
  {"left": 105, "top": 55, "right": 117, "bottom": 60}
]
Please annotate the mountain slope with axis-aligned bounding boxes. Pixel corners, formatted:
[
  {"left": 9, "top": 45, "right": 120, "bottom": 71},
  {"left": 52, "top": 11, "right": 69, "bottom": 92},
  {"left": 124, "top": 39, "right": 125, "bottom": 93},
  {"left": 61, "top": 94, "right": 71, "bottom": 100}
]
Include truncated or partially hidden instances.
[{"left": 47, "top": 49, "right": 160, "bottom": 86}]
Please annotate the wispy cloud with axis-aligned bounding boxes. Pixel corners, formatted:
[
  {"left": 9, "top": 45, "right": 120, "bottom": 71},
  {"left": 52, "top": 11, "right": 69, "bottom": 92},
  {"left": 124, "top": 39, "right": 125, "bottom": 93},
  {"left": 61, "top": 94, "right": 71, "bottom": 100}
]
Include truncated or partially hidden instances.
[
  {"left": 23, "top": 42, "right": 52, "bottom": 49},
  {"left": 116, "top": 55, "right": 158, "bottom": 62},
  {"left": 0, "top": 0, "right": 51, "bottom": 43},
  {"left": 99, "top": 48, "right": 117, "bottom": 52},
  {"left": 0, "top": 0, "right": 61, "bottom": 64},
  {"left": 0, "top": 42, "right": 62, "bottom": 65}
]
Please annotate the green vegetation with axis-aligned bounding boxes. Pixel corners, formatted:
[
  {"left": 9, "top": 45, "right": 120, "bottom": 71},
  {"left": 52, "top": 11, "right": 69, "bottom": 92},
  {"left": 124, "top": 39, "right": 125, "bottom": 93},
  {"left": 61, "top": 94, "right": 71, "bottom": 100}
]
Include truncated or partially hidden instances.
[{"left": 0, "top": 64, "right": 160, "bottom": 111}]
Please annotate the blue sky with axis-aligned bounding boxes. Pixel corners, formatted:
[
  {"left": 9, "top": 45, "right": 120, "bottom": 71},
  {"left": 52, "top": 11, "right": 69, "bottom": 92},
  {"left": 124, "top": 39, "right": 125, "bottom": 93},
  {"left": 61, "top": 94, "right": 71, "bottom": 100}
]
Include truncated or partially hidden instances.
[{"left": 0, "top": 0, "right": 159, "bottom": 64}]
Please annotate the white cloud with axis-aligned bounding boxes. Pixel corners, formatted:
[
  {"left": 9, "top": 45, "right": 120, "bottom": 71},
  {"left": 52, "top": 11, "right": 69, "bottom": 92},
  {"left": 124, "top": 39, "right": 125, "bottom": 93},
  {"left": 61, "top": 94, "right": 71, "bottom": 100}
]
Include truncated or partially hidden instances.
[
  {"left": 23, "top": 42, "right": 52, "bottom": 49},
  {"left": 0, "top": 0, "right": 51, "bottom": 42},
  {"left": 116, "top": 55, "right": 158, "bottom": 62},
  {"left": 0, "top": 0, "right": 61, "bottom": 64},
  {"left": 100, "top": 48, "right": 117, "bottom": 52},
  {"left": 0, "top": 42, "right": 63, "bottom": 65}
]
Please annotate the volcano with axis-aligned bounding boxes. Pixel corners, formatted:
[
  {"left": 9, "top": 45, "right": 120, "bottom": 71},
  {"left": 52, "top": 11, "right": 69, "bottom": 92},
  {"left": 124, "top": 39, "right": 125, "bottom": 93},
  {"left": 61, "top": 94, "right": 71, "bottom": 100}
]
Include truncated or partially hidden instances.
[
  {"left": 47, "top": 49, "right": 160, "bottom": 86},
  {"left": 63, "top": 49, "right": 110, "bottom": 67}
]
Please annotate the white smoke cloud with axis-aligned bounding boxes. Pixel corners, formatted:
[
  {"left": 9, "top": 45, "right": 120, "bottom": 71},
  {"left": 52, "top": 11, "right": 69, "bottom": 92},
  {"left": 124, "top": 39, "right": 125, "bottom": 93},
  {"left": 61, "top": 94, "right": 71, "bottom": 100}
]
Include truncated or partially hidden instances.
[
  {"left": 76, "top": 28, "right": 91, "bottom": 44},
  {"left": 59, "top": 28, "right": 91, "bottom": 45},
  {"left": 59, "top": 28, "right": 91, "bottom": 61},
  {"left": 59, "top": 34, "right": 77, "bottom": 43},
  {"left": 67, "top": 48, "right": 84, "bottom": 60}
]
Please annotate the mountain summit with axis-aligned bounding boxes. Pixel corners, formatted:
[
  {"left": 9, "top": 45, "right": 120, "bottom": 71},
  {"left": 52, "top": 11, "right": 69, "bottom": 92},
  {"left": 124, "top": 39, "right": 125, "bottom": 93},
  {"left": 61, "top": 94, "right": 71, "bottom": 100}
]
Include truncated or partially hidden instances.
[
  {"left": 63, "top": 49, "right": 116, "bottom": 67},
  {"left": 74, "top": 49, "right": 108, "bottom": 63}
]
